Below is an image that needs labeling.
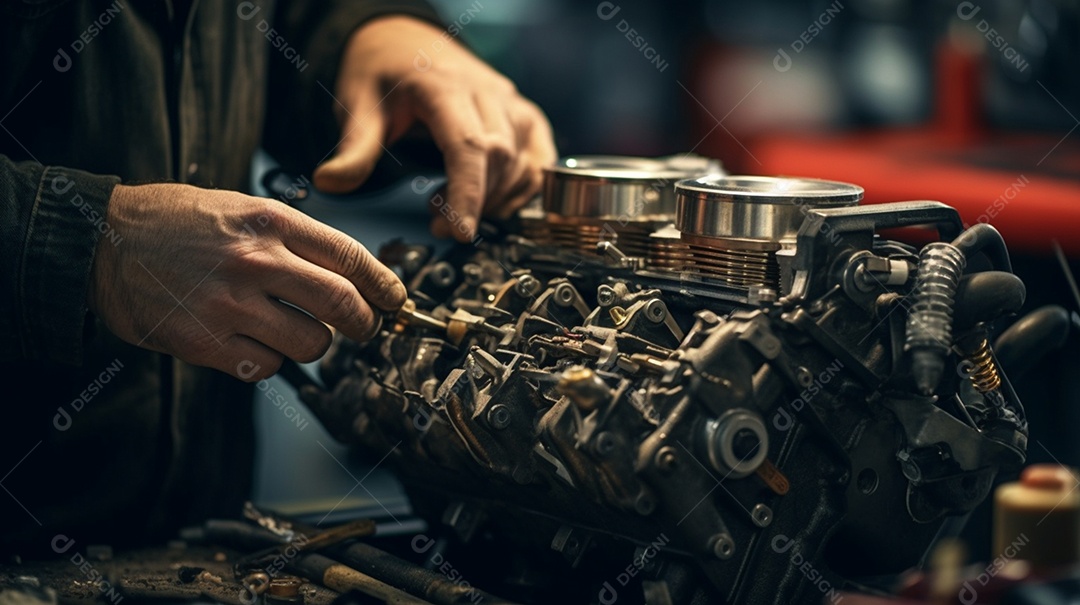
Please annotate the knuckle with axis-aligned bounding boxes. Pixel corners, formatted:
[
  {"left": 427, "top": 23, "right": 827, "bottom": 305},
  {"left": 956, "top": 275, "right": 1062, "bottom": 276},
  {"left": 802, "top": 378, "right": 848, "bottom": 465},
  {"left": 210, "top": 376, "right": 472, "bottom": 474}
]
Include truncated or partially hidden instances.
[
  {"left": 259, "top": 202, "right": 291, "bottom": 232},
  {"left": 487, "top": 137, "right": 515, "bottom": 164},
  {"left": 236, "top": 197, "right": 285, "bottom": 234},
  {"left": 227, "top": 347, "right": 284, "bottom": 383},
  {"left": 322, "top": 280, "right": 362, "bottom": 324},
  {"left": 354, "top": 306, "right": 381, "bottom": 342},
  {"left": 457, "top": 132, "right": 486, "bottom": 154},
  {"left": 180, "top": 330, "right": 226, "bottom": 367},
  {"left": 204, "top": 280, "right": 254, "bottom": 316},
  {"left": 224, "top": 240, "right": 278, "bottom": 274},
  {"left": 292, "top": 325, "right": 333, "bottom": 363},
  {"left": 522, "top": 98, "right": 549, "bottom": 122},
  {"left": 526, "top": 166, "right": 545, "bottom": 191},
  {"left": 492, "top": 74, "right": 517, "bottom": 95},
  {"left": 331, "top": 235, "right": 372, "bottom": 279}
]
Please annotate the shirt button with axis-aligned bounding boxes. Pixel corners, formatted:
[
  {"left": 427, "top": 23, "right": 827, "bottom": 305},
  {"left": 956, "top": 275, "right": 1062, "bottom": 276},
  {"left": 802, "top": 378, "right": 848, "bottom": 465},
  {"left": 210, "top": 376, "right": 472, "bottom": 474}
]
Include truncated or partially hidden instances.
[{"left": 187, "top": 163, "right": 199, "bottom": 176}]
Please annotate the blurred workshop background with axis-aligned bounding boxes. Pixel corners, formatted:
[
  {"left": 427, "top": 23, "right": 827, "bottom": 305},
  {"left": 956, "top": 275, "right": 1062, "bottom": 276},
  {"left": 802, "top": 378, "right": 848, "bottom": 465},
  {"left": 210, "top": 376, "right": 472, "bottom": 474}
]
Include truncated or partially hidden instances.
[{"left": 257, "top": 0, "right": 1080, "bottom": 565}]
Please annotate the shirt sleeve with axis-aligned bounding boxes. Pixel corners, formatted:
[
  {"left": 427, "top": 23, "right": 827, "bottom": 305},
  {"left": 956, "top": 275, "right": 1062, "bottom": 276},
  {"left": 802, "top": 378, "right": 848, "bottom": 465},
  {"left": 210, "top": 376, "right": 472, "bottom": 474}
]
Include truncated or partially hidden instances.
[
  {"left": 0, "top": 155, "right": 120, "bottom": 365},
  {"left": 263, "top": 0, "right": 445, "bottom": 175}
]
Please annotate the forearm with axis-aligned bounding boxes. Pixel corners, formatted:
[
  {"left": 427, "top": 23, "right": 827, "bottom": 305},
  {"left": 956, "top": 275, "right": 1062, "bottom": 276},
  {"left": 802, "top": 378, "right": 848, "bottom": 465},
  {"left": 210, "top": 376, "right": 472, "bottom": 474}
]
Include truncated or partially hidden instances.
[{"left": 0, "top": 155, "right": 120, "bottom": 364}]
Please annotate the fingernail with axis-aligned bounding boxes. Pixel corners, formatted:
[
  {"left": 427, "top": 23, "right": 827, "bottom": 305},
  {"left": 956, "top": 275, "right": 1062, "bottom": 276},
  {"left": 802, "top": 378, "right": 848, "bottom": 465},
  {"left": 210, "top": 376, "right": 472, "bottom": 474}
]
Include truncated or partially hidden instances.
[
  {"left": 460, "top": 217, "right": 476, "bottom": 240},
  {"left": 392, "top": 281, "right": 408, "bottom": 306}
]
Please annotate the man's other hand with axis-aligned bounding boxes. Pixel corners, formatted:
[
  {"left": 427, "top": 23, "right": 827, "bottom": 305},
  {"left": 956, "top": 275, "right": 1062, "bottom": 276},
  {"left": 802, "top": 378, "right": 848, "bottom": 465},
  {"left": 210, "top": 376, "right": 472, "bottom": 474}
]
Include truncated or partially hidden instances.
[{"left": 313, "top": 16, "right": 558, "bottom": 243}]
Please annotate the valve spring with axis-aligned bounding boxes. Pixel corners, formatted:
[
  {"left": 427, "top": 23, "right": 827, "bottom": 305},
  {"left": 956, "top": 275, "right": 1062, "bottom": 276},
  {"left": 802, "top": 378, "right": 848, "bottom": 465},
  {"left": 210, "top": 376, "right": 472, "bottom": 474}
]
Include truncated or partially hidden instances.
[
  {"left": 904, "top": 243, "right": 966, "bottom": 354},
  {"left": 967, "top": 338, "right": 1002, "bottom": 393}
]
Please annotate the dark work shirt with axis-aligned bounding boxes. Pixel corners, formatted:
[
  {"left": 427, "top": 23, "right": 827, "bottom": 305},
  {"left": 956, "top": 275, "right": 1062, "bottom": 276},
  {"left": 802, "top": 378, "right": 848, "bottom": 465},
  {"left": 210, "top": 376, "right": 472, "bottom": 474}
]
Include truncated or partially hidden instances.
[{"left": 0, "top": 0, "right": 439, "bottom": 553}]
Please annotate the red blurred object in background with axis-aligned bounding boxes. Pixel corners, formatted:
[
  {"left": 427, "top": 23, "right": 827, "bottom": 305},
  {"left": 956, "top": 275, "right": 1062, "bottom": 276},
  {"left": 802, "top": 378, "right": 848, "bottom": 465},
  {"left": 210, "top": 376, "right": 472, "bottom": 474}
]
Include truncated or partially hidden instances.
[{"left": 687, "top": 37, "right": 1080, "bottom": 256}]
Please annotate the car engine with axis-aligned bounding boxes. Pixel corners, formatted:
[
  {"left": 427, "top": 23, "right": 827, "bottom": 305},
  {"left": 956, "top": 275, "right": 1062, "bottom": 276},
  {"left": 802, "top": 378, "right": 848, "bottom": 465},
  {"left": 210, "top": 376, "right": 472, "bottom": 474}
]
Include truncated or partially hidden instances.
[{"left": 298, "top": 156, "right": 1032, "bottom": 604}]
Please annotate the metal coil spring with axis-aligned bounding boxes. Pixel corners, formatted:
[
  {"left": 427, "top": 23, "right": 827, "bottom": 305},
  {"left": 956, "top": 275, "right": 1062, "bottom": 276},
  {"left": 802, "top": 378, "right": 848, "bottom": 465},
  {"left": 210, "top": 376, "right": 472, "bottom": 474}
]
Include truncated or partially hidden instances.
[
  {"left": 967, "top": 338, "right": 1002, "bottom": 392},
  {"left": 905, "top": 243, "right": 966, "bottom": 354}
]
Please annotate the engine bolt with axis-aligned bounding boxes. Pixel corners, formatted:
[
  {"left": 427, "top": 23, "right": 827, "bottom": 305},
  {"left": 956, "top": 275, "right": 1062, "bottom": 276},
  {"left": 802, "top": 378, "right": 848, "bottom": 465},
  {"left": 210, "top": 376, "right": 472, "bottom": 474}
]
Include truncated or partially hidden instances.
[
  {"left": 430, "top": 262, "right": 456, "bottom": 287},
  {"left": 710, "top": 534, "right": 735, "bottom": 560},
  {"left": 516, "top": 275, "right": 541, "bottom": 297},
  {"left": 402, "top": 248, "right": 426, "bottom": 274},
  {"left": 487, "top": 404, "right": 511, "bottom": 430},
  {"left": 597, "top": 285, "right": 616, "bottom": 307},
  {"left": 511, "top": 465, "right": 534, "bottom": 484},
  {"left": 753, "top": 287, "right": 778, "bottom": 305},
  {"left": 634, "top": 492, "right": 656, "bottom": 516},
  {"left": 594, "top": 432, "right": 616, "bottom": 457},
  {"left": 731, "top": 428, "right": 762, "bottom": 460},
  {"left": 655, "top": 446, "right": 678, "bottom": 473},
  {"left": 751, "top": 504, "right": 773, "bottom": 527},
  {"left": 554, "top": 283, "right": 576, "bottom": 306},
  {"left": 463, "top": 263, "right": 483, "bottom": 284},
  {"left": 645, "top": 299, "right": 666, "bottom": 323},
  {"left": 564, "top": 537, "right": 580, "bottom": 555},
  {"left": 796, "top": 366, "right": 813, "bottom": 388}
]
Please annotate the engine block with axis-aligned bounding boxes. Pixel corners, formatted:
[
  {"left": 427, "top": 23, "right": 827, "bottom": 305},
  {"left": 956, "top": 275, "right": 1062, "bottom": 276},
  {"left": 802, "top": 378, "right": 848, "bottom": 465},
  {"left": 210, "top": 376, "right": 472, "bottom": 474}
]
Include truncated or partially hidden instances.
[{"left": 302, "top": 158, "right": 1029, "bottom": 604}]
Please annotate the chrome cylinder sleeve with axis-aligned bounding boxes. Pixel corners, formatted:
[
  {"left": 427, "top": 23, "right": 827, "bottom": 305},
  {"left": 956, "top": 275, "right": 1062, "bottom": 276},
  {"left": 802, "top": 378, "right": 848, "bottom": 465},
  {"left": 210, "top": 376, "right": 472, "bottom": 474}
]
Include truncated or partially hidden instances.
[
  {"left": 522, "top": 155, "right": 721, "bottom": 257},
  {"left": 669, "top": 176, "right": 863, "bottom": 288}
]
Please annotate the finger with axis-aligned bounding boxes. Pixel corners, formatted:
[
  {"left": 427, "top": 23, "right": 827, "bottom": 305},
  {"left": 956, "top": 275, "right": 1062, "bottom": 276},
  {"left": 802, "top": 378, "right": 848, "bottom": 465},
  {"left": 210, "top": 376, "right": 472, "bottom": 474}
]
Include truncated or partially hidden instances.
[
  {"left": 428, "top": 186, "right": 455, "bottom": 240},
  {"left": 413, "top": 90, "right": 487, "bottom": 242},
  {"left": 491, "top": 101, "right": 557, "bottom": 219},
  {"left": 430, "top": 216, "right": 454, "bottom": 239},
  {"left": 213, "top": 334, "right": 285, "bottom": 382},
  {"left": 262, "top": 254, "right": 382, "bottom": 343},
  {"left": 474, "top": 93, "right": 518, "bottom": 206},
  {"left": 515, "top": 100, "right": 559, "bottom": 167},
  {"left": 313, "top": 84, "right": 390, "bottom": 194},
  {"left": 237, "top": 296, "right": 335, "bottom": 363},
  {"left": 276, "top": 209, "right": 406, "bottom": 311},
  {"left": 493, "top": 163, "right": 544, "bottom": 220}
]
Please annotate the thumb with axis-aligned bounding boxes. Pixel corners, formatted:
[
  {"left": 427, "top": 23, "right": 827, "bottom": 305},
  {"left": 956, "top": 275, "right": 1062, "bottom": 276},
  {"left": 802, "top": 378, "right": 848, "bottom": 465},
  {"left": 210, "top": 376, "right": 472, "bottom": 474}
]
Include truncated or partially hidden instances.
[{"left": 313, "top": 95, "right": 389, "bottom": 194}]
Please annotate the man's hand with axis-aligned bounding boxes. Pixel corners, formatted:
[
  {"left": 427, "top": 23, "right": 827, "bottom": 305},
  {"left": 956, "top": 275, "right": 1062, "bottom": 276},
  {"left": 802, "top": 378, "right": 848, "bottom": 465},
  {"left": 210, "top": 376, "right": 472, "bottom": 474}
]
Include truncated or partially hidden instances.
[
  {"left": 88, "top": 183, "right": 406, "bottom": 381},
  {"left": 313, "top": 16, "right": 558, "bottom": 243}
]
